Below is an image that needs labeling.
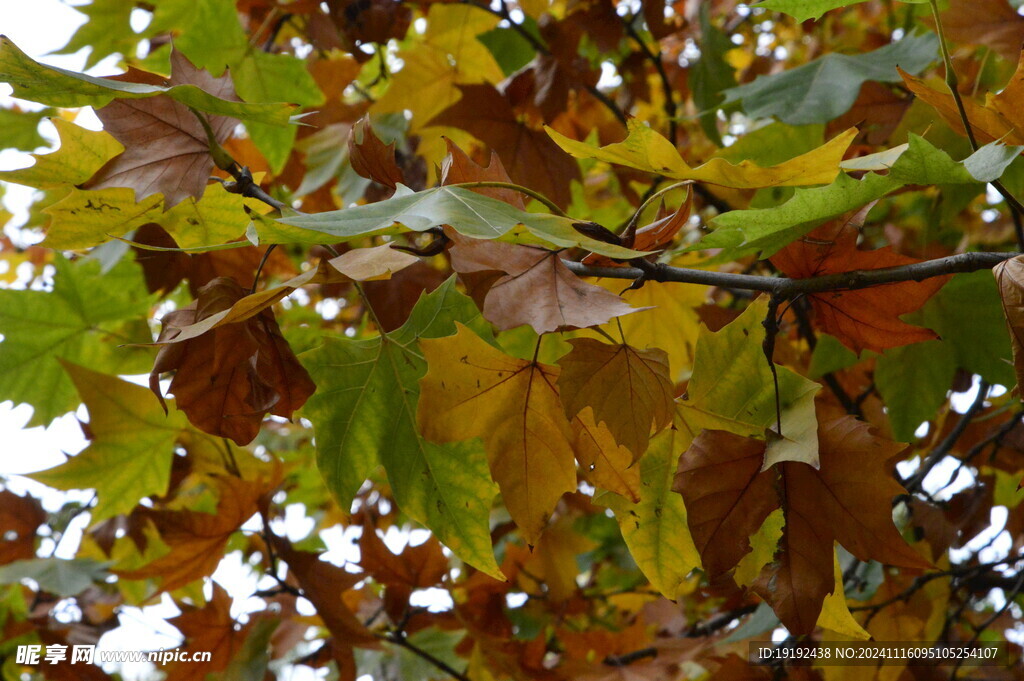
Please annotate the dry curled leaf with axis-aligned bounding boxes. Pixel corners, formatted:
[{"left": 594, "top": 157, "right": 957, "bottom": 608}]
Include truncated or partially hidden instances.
[{"left": 149, "top": 277, "right": 315, "bottom": 445}]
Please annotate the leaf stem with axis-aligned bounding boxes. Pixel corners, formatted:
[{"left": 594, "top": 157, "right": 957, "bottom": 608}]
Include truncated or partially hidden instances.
[{"left": 447, "top": 181, "right": 570, "bottom": 217}]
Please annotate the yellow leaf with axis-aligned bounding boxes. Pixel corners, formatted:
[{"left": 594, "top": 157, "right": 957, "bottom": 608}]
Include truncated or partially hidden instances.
[
  {"left": 42, "top": 187, "right": 163, "bottom": 250},
  {"left": 417, "top": 323, "right": 576, "bottom": 544},
  {"left": 547, "top": 120, "right": 856, "bottom": 188},
  {"left": 817, "top": 551, "right": 871, "bottom": 640},
  {"left": 160, "top": 182, "right": 257, "bottom": 248},
  {"left": 0, "top": 118, "right": 122, "bottom": 189},
  {"left": 572, "top": 408, "right": 641, "bottom": 502},
  {"left": 733, "top": 509, "right": 784, "bottom": 587}
]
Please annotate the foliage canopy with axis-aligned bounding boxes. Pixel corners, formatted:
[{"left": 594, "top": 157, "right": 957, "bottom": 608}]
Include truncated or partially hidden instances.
[{"left": 4, "top": 0, "right": 1024, "bottom": 679}]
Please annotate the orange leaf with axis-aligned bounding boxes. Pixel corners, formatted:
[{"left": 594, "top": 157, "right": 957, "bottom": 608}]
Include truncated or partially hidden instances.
[
  {"left": 0, "top": 490, "right": 44, "bottom": 565},
  {"left": 348, "top": 116, "right": 405, "bottom": 189},
  {"left": 770, "top": 210, "right": 947, "bottom": 353},
  {"left": 557, "top": 338, "right": 674, "bottom": 460},
  {"left": 165, "top": 583, "right": 252, "bottom": 681},
  {"left": 116, "top": 475, "right": 269, "bottom": 592},
  {"left": 581, "top": 190, "right": 692, "bottom": 267},
  {"left": 417, "top": 323, "right": 577, "bottom": 544},
  {"left": 572, "top": 408, "right": 641, "bottom": 502},
  {"left": 440, "top": 137, "right": 525, "bottom": 208}
]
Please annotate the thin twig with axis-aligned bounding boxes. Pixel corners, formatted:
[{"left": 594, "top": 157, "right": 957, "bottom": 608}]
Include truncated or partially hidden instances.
[
  {"left": 620, "top": 13, "right": 677, "bottom": 142},
  {"left": 904, "top": 381, "right": 990, "bottom": 493}
]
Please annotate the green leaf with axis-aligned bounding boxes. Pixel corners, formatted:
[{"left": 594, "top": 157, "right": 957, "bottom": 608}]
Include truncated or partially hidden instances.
[
  {"left": 147, "top": 0, "right": 249, "bottom": 77},
  {"left": 31, "top": 363, "right": 185, "bottom": 522},
  {"left": 722, "top": 32, "right": 937, "bottom": 124},
  {"left": 695, "top": 135, "right": 981, "bottom": 260},
  {"left": 0, "top": 118, "right": 123, "bottom": 189},
  {"left": 0, "top": 36, "right": 295, "bottom": 127},
  {"left": 232, "top": 50, "right": 325, "bottom": 173},
  {"left": 53, "top": 0, "right": 139, "bottom": 70},
  {"left": 267, "top": 185, "right": 645, "bottom": 258},
  {"left": 678, "top": 297, "right": 822, "bottom": 467},
  {"left": 964, "top": 141, "right": 1024, "bottom": 183},
  {"left": 0, "top": 257, "right": 153, "bottom": 425},
  {"left": 754, "top": 0, "right": 927, "bottom": 22},
  {"left": 922, "top": 271, "right": 1015, "bottom": 388},
  {"left": 875, "top": 341, "right": 956, "bottom": 442},
  {"left": 808, "top": 334, "right": 861, "bottom": 379},
  {"left": 0, "top": 558, "right": 109, "bottom": 597},
  {"left": 691, "top": 3, "right": 737, "bottom": 146},
  {"left": 301, "top": 278, "right": 502, "bottom": 579},
  {"left": 0, "top": 106, "right": 51, "bottom": 151},
  {"left": 597, "top": 424, "right": 702, "bottom": 600}
]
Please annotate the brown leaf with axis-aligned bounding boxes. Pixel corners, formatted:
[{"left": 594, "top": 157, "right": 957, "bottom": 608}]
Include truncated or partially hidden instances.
[
  {"left": 0, "top": 490, "right": 44, "bottom": 565},
  {"left": 362, "top": 261, "right": 447, "bottom": 332},
  {"left": 994, "top": 255, "right": 1024, "bottom": 395},
  {"left": 85, "top": 50, "right": 239, "bottom": 207},
  {"left": 428, "top": 84, "right": 581, "bottom": 209},
  {"left": 166, "top": 583, "right": 252, "bottom": 681},
  {"left": 358, "top": 517, "right": 449, "bottom": 590},
  {"left": 581, "top": 190, "right": 692, "bottom": 266},
  {"left": 557, "top": 338, "right": 674, "bottom": 459},
  {"left": 150, "top": 277, "right": 316, "bottom": 445},
  {"left": 826, "top": 81, "right": 910, "bottom": 147},
  {"left": 446, "top": 231, "right": 637, "bottom": 333},
  {"left": 348, "top": 116, "right": 405, "bottom": 189},
  {"left": 440, "top": 137, "right": 525, "bottom": 208},
  {"left": 268, "top": 533, "right": 377, "bottom": 645},
  {"left": 932, "top": 0, "right": 1024, "bottom": 62},
  {"left": 754, "top": 416, "right": 930, "bottom": 633},
  {"left": 673, "top": 429, "right": 778, "bottom": 579},
  {"left": 770, "top": 209, "right": 947, "bottom": 353},
  {"left": 116, "top": 475, "right": 269, "bottom": 592}
]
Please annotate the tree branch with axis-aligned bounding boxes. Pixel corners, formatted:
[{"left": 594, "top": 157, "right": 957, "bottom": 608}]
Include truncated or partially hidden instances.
[{"left": 563, "top": 251, "right": 1013, "bottom": 297}]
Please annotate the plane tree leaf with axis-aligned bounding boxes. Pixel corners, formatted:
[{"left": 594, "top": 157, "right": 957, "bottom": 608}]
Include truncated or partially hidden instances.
[
  {"left": 547, "top": 119, "right": 856, "bottom": 188},
  {"left": 0, "top": 118, "right": 123, "bottom": 189},
  {"left": 557, "top": 338, "right": 674, "bottom": 460},
  {"left": 994, "top": 255, "right": 1024, "bottom": 394},
  {"left": 0, "top": 35, "right": 295, "bottom": 126},
  {"left": 417, "top": 323, "right": 577, "bottom": 545},
  {"left": 301, "top": 278, "right": 503, "bottom": 578},
  {"left": 722, "top": 32, "right": 938, "bottom": 125}
]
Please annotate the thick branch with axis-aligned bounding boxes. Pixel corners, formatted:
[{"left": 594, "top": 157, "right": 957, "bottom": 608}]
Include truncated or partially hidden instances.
[{"left": 564, "top": 251, "right": 1013, "bottom": 297}]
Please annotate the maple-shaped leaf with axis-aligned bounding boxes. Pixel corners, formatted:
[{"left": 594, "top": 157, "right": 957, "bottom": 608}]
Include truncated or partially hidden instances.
[
  {"left": 116, "top": 474, "right": 269, "bottom": 592},
  {"left": 548, "top": 119, "right": 856, "bottom": 188},
  {"left": 679, "top": 296, "right": 821, "bottom": 467},
  {"left": 672, "top": 429, "right": 778, "bottom": 579},
  {"left": 166, "top": 582, "right": 253, "bottom": 681},
  {"left": 0, "top": 118, "right": 122, "bottom": 190},
  {"left": 675, "top": 412, "right": 929, "bottom": 634},
  {"left": 596, "top": 422, "right": 702, "bottom": 600},
  {"left": 417, "top": 323, "right": 577, "bottom": 544},
  {"left": 85, "top": 50, "right": 239, "bottom": 207},
  {"left": 440, "top": 137, "right": 525, "bottom": 208},
  {"left": 931, "top": 0, "right": 1024, "bottom": 67},
  {"left": 348, "top": 116, "right": 405, "bottom": 190},
  {"left": 267, "top": 532, "right": 377, "bottom": 646},
  {"left": 571, "top": 408, "right": 641, "bottom": 502},
  {"left": 30, "top": 362, "right": 185, "bottom": 522},
  {"left": 770, "top": 209, "right": 948, "bottom": 354},
  {"left": 993, "top": 255, "right": 1024, "bottom": 395},
  {"left": 0, "top": 490, "right": 44, "bottom": 565},
  {"left": 447, "top": 231, "right": 637, "bottom": 333},
  {"left": 557, "top": 338, "right": 674, "bottom": 460},
  {"left": 150, "top": 277, "right": 315, "bottom": 445},
  {"left": 900, "top": 54, "right": 1024, "bottom": 147},
  {"left": 429, "top": 84, "right": 580, "bottom": 209}
]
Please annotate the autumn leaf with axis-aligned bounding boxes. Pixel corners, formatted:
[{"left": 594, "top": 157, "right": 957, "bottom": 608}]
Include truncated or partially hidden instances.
[
  {"left": 440, "top": 137, "right": 525, "bottom": 209},
  {"left": 931, "top": 0, "right": 1024, "bottom": 65},
  {"left": 116, "top": 474, "right": 269, "bottom": 592},
  {"left": 0, "top": 118, "right": 122, "bottom": 189},
  {"left": 417, "top": 323, "right": 577, "bottom": 544},
  {"left": 547, "top": 119, "right": 857, "bottom": 188},
  {"left": 446, "top": 231, "right": 638, "bottom": 333},
  {"left": 83, "top": 50, "right": 240, "bottom": 207},
  {"left": 580, "top": 189, "right": 692, "bottom": 267},
  {"left": 165, "top": 582, "right": 253, "bottom": 681},
  {"left": 769, "top": 209, "right": 949, "bottom": 353},
  {"left": 571, "top": 408, "right": 642, "bottom": 502},
  {"left": 150, "top": 277, "right": 315, "bottom": 445},
  {"left": 993, "top": 255, "right": 1024, "bottom": 395},
  {"left": 557, "top": 338, "right": 674, "bottom": 460},
  {"left": 430, "top": 84, "right": 581, "bottom": 209},
  {"left": 348, "top": 116, "right": 405, "bottom": 190},
  {"left": 0, "top": 490, "right": 45, "bottom": 565}
]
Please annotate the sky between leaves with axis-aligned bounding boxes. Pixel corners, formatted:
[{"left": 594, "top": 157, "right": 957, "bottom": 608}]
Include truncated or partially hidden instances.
[{"left": 5, "top": 0, "right": 1024, "bottom": 680}]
